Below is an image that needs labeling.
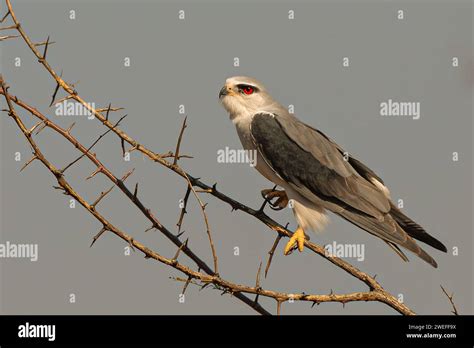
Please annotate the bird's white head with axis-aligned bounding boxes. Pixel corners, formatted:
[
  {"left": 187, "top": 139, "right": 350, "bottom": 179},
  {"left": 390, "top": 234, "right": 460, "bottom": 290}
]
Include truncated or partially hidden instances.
[{"left": 219, "top": 76, "right": 276, "bottom": 123}]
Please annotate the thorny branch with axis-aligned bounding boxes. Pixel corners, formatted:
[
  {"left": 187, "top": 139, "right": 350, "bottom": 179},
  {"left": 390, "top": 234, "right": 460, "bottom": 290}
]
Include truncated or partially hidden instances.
[
  {"left": 0, "top": 84, "right": 269, "bottom": 315},
  {"left": 1, "top": 78, "right": 271, "bottom": 315},
  {"left": 1, "top": 79, "right": 415, "bottom": 315},
  {"left": 0, "top": 0, "right": 422, "bottom": 315}
]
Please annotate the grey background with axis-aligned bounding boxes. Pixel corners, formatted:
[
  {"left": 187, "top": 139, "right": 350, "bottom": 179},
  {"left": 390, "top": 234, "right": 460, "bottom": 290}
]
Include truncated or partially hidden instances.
[{"left": 0, "top": 0, "right": 472, "bottom": 315}]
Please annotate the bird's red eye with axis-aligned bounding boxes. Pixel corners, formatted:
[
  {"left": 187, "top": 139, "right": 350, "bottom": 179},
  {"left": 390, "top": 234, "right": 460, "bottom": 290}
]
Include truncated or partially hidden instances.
[{"left": 242, "top": 86, "right": 254, "bottom": 95}]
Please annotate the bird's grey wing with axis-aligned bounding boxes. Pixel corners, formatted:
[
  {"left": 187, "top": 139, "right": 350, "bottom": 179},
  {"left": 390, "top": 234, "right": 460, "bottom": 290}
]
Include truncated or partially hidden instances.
[
  {"left": 303, "top": 123, "right": 386, "bottom": 186},
  {"left": 305, "top": 122, "right": 447, "bottom": 254},
  {"left": 250, "top": 112, "right": 390, "bottom": 219},
  {"left": 250, "top": 112, "right": 438, "bottom": 267}
]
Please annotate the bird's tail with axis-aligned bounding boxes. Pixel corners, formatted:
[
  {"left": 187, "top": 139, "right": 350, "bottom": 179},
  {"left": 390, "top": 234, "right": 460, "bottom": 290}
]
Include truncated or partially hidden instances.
[
  {"left": 337, "top": 209, "right": 439, "bottom": 268},
  {"left": 389, "top": 202, "right": 447, "bottom": 253}
]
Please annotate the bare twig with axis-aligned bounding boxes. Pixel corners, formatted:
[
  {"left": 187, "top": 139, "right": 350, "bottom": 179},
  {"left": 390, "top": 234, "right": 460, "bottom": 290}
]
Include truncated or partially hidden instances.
[
  {"left": 440, "top": 285, "right": 459, "bottom": 315},
  {"left": 264, "top": 234, "right": 282, "bottom": 278}
]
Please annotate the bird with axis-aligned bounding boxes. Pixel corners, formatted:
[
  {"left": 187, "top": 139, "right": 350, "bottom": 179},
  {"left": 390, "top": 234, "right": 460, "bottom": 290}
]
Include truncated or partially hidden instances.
[{"left": 218, "top": 76, "right": 447, "bottom": 268}]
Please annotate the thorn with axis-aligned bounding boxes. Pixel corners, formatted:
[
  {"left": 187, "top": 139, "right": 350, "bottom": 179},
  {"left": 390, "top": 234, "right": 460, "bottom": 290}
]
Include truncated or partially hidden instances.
[
  {"left": 66, "top": 122, "right": 76, "bottom": 133},
  {"left": 212, "top": 183, "right": 217, "bottom": 190},
  {"left": 86, "top": 167, "right": 102, "bottom": 180},
  {"left": 90, "top": 227, "right": 107, "bottom": 247},
  {"left": 27, "top": 120, "right": 46, "bottom": 136},
  {"left": 176, "top": 230, "right": 185, "bottom": 238},
  {"left": 172, "top": 238, "right": 188, "bottom": 262},
  {"left": 173, "top": 116, "right": 188, "bottom": 166},
  {"left": 276, "top": 300, "right": 282, "bottom": 316},
  {"left": 20, "top": 155, "right": 38, "bottom": 172},
  {"left": 182, "top": 276, "right": 192, "bottom": 295},
  {"left": 176, "top": 186, "right": 191, "bottom": 232},
  {"left": 120, "top": 168, "right": 135, "bottom": 182},
  {"left": 127, "top": 144, "right": 138, "bottom": 154},
  {"left": 0, "top": 10, "right": 11, "bottom": 23},
  {"left": 49, "top": 71, "right": 62, "bottom": 107},
  {"left": 133, "top": 182, "right": 139, "bottom": 200},
  {"left": 127, "top": 238, "right": 135, "bottom": 252},
  {"left": 254, "top": 294, "right": 260, "bottom": 304},
  {"left": 105, "top": 103, "right": 111, "bottom": 121},
  {"left": 199, "top": 283, "right": 210, "bottom": 291},
  {"left": 144, "top": 225, "right": 155, "bottom": 233},
  {"left": 52, "top": 185, "right": 67, "bottom": 194},
  {"left": 121, "top": 138, "right": 126, "bottom": 157},
  {"left": 42, "top": 35, "right": 50, "bottom": 60}
]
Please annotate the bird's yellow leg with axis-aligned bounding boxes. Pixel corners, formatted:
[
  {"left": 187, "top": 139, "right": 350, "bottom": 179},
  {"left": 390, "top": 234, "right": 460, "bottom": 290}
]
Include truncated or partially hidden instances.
[{"left": 284, "top": 226, "right": 305, "bottom": 255}]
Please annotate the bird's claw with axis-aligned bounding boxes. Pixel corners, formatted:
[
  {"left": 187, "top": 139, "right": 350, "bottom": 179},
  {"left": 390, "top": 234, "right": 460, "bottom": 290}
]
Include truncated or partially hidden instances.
[
  {"left": 261, "top": 188, "right": 289, "bottom": 211},
  {"left": 284, "top": 227, "right": 306, "bottom": 255}
]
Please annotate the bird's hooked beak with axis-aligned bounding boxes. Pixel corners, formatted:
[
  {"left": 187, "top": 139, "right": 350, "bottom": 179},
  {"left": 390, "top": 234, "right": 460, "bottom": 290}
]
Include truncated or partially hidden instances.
[
  {"left": 219, "top": 85, "right": 228, "bottom": 99},
  {"left": 219, "top": 84, "right": 233, "bottom": 99}
]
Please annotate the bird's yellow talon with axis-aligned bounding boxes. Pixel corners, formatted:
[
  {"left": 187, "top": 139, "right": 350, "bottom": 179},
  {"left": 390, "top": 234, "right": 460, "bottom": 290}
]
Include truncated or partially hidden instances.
[{"left": 284, "top": 227, "right": 305, "bottom": 255}]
